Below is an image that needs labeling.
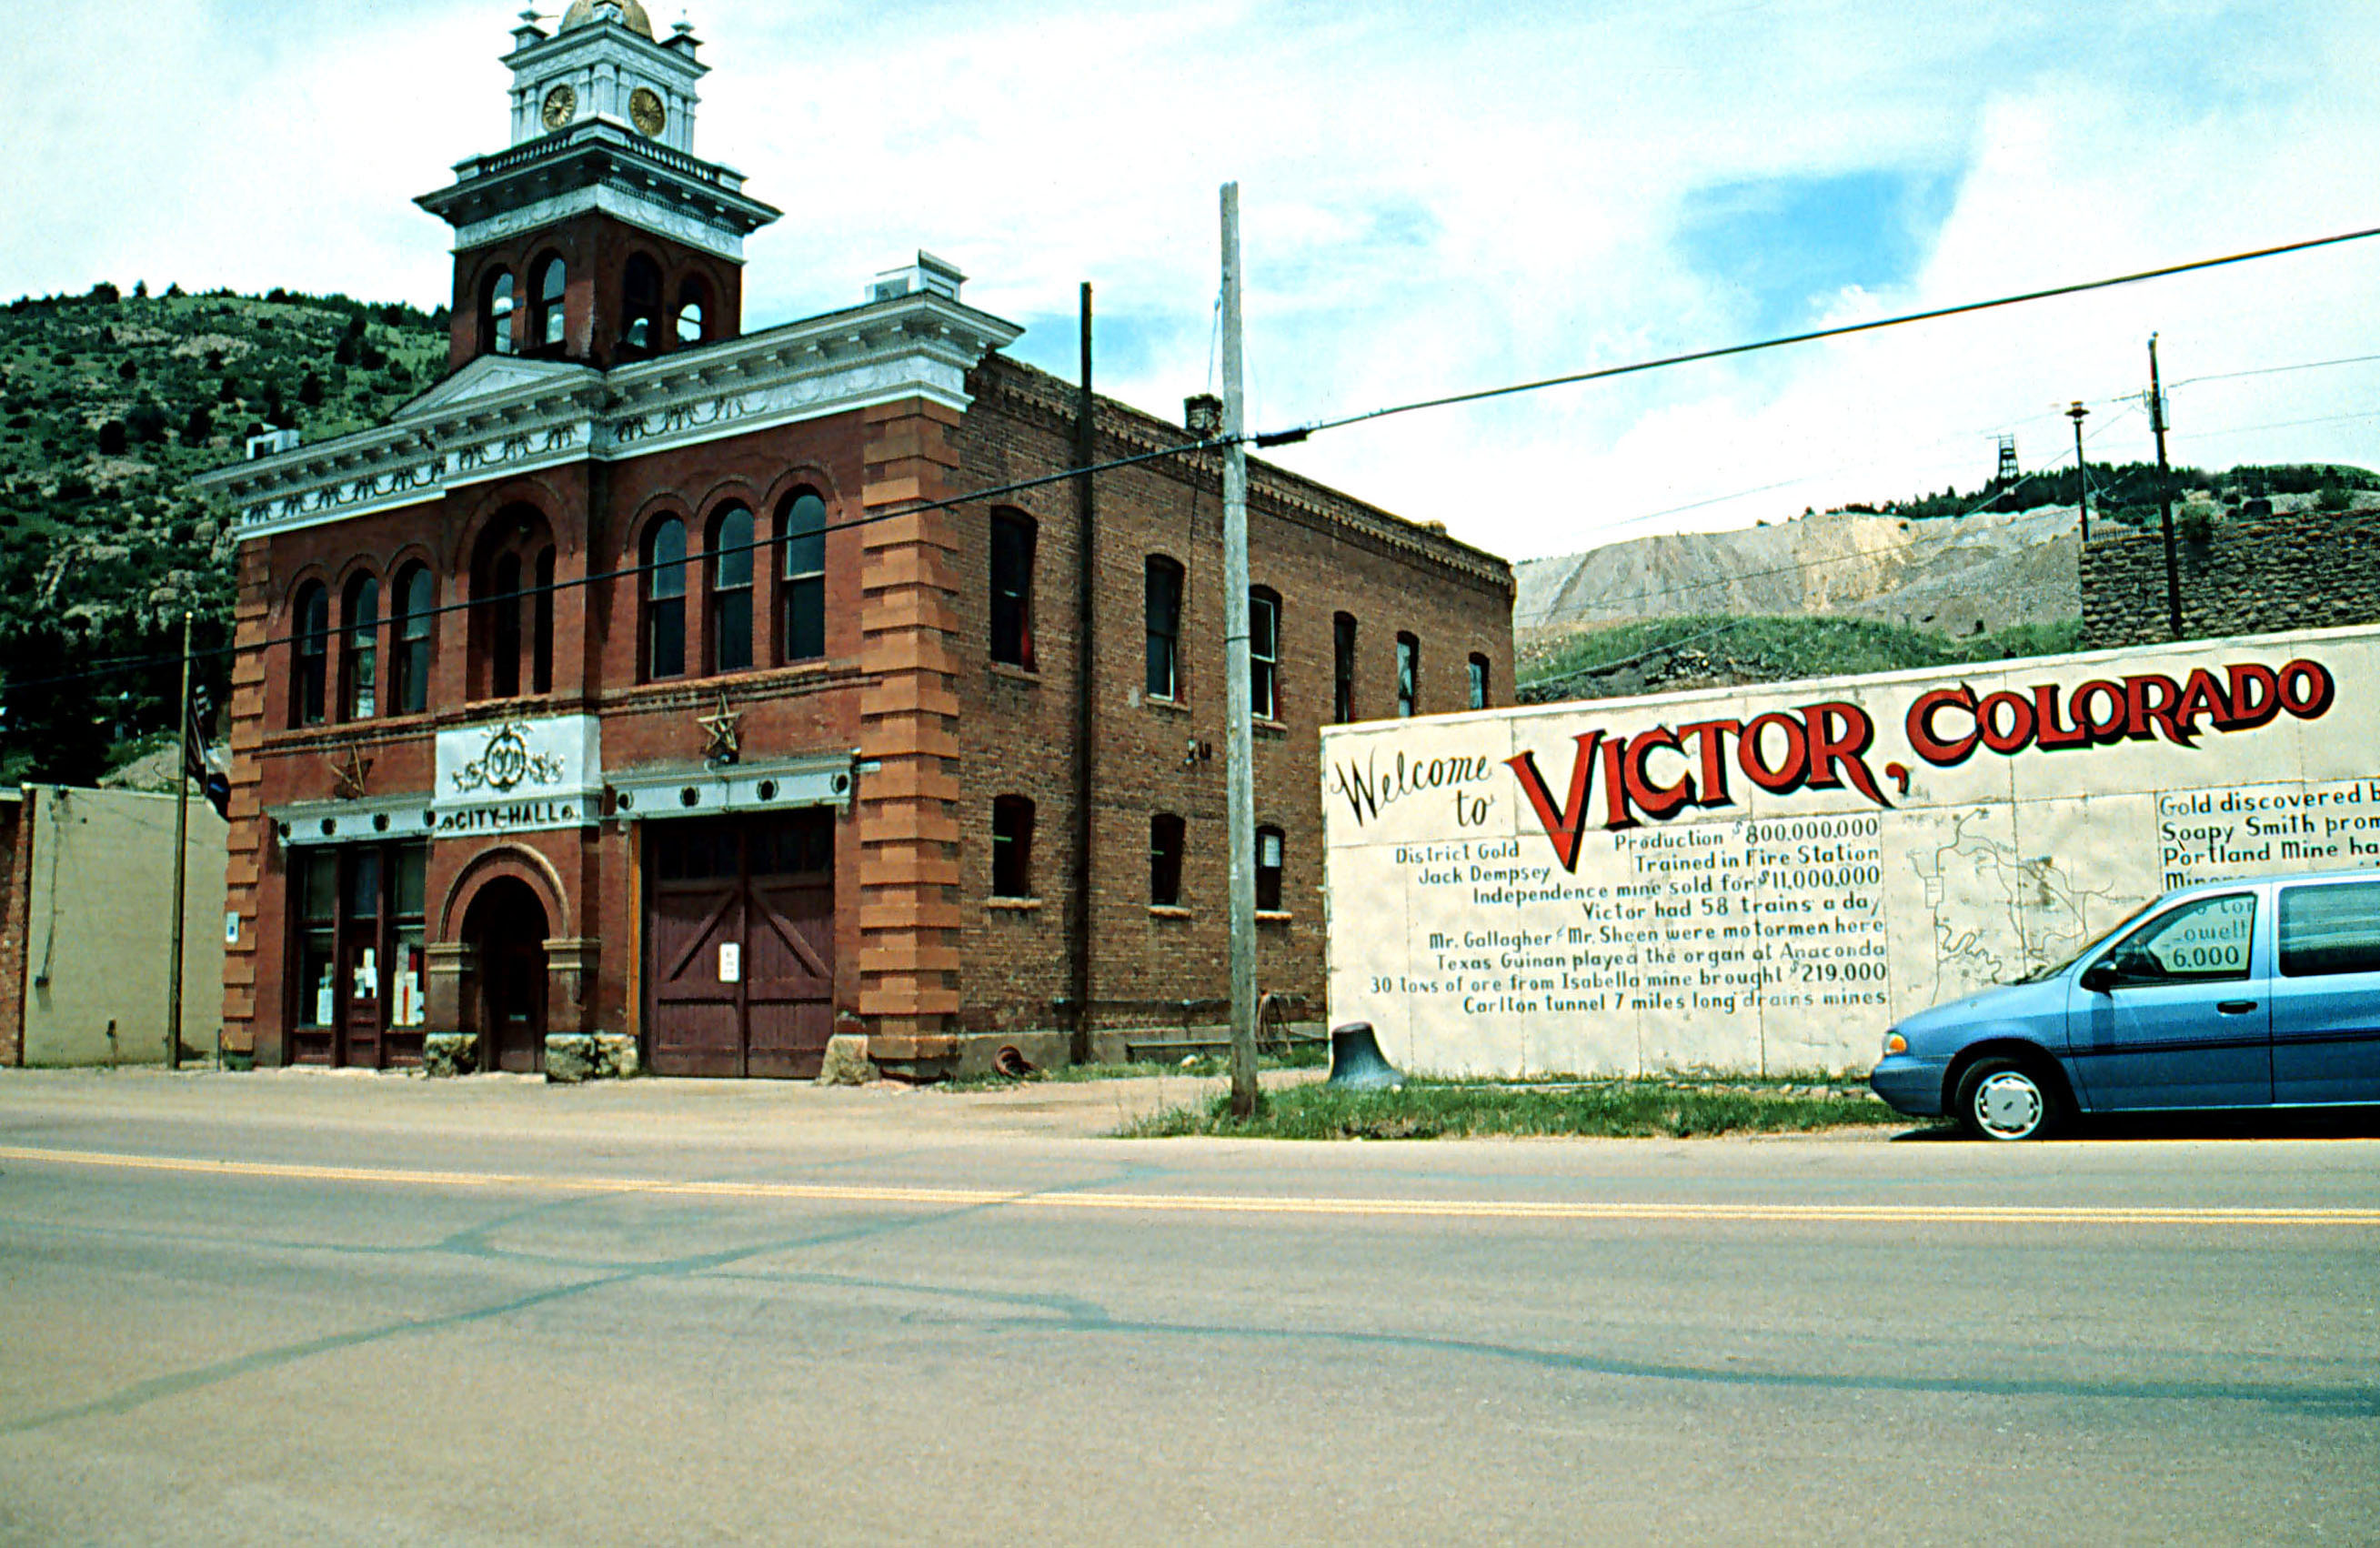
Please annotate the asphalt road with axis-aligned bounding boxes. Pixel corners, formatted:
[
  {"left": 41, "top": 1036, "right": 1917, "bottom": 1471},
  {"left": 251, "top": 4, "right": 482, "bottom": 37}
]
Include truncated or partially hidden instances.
[{"left": 0, "top": 1069, "right": 2375, "bottom": 1546}]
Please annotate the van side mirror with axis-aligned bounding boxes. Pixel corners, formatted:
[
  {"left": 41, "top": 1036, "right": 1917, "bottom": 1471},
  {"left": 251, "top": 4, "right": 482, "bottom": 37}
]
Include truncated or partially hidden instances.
[{"left": 2079, "top": 961, "right": 2118, "bottom": 994}]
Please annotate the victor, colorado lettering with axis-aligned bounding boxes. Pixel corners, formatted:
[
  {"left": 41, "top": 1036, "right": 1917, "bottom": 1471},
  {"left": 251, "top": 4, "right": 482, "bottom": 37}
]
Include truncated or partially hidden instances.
[{"left": 1504, "top": 655, "right": 2338, "bottom": 873}]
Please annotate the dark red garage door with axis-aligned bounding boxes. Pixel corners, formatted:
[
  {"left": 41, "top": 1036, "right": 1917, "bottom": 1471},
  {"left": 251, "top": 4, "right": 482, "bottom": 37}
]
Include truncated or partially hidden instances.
[{"left": 646, "top": 812, "right": 836, "bottom": 1079}]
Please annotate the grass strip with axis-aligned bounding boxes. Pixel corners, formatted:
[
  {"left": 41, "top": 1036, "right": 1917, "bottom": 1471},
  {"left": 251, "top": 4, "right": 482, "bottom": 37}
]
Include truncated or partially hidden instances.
[{"left": 1116, "top": 1078, "right": 1911, "bottom": 1141}]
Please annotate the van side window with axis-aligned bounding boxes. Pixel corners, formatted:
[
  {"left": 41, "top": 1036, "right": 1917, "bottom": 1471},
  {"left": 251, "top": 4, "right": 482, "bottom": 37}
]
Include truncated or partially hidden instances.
[
  {"left": 2105, "top": 893, "right": 2255, "bottom": 984},
  {"left": 2278, "top": 883, "right": 2380, "bottom": 978}
]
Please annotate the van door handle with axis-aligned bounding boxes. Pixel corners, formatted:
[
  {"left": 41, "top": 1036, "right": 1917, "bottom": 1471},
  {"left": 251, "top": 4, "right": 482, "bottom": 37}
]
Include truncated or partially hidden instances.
[{"left": 2217, "top": 1000, "right": 2258, "bottom": 1014}]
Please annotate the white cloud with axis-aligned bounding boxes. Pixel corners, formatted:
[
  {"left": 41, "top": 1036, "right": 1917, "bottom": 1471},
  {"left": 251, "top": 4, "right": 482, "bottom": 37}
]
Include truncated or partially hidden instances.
[{"left": 10, "top": 0, "right": 2375, "bottom": 563}]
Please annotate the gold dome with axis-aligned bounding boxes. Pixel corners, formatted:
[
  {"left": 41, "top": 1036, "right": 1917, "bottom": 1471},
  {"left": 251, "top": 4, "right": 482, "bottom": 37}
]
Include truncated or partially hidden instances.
[{"left": 558, "top": 0, "right": 657, "bottom": 40}]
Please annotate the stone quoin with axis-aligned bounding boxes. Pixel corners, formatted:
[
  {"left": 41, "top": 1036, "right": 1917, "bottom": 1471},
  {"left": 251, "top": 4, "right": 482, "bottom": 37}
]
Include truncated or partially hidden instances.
[{"left": 196, "top": 3, "right": 1515, "bottom": 1081}]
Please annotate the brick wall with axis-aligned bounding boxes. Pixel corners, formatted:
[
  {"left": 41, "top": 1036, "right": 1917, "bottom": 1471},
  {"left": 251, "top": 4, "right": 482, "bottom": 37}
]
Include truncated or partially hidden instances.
[
  {"left": 2083, "top": 508, "right": 2380, "bottom": 650},
  {"left": 948, "top": 357, "right": 1515, "bottom": 1036}
]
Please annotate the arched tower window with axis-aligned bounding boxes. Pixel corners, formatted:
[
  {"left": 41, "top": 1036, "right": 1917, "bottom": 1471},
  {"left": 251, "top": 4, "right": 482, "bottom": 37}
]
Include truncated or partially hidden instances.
[
  {"left": 534, "top": 256, "right": 567, "bottom": 350},
  {"left": 677, "top": 278, "right": 709, "bottom": 347},
  {"left": 483, "top": 271, "right": 517, "bottom": 357},
  {"left": 341, "top": 574, "right": 379, "bottom": 721},
  {"left": 643, "top": 517, "right": 688, "bottom": 680},
  {"left": 780, "top": 490, "right": 826, "bottom": 662},
  {"left": 622, "top": 254, "right": 663, "bottom": 357},
  {"left": 292, "top": 581, "right": 329, "bottom": 728},
  {"left": 391, "top": 564, "right": 434, "bottom": 715},
  {"left": 709, "top": 504, "right": 754, "bottom": 673}
]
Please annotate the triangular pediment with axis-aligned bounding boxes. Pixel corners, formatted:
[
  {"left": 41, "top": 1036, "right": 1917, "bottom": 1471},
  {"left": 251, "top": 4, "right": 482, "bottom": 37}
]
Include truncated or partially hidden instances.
[{"left": 399, "top": 355, "right": 598, "bottom": 419}]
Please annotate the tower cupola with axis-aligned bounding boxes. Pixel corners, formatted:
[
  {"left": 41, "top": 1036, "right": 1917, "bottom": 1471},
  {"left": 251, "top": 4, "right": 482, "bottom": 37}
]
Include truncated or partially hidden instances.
[{"left": 417, "top": 6, "right": 780, "bottom": 370}]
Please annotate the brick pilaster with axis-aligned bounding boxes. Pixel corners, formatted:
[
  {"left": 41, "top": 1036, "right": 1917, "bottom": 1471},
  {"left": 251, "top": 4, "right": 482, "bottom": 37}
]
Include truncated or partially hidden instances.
[
  {"left": 857, "top": 400, "right": 965, "bottom": 1064},
  {"left": 220, "top": 545, "right": 272, "bottom": 1058}
]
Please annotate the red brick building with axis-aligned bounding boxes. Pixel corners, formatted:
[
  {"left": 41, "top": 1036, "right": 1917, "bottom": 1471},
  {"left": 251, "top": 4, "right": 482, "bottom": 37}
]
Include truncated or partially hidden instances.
[{"left": 197, "top": 0, "right": 1513, "bottom": 1080}]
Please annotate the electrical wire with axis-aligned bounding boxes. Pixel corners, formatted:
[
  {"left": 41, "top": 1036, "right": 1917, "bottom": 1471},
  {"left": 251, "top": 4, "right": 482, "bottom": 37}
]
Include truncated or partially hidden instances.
[{"left": 1249, "top": 224, "right": 2380, "bottom": 447}]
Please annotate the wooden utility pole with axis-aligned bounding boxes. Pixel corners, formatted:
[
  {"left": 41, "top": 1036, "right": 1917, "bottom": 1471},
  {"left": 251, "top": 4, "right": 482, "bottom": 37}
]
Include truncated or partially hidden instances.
[
  {"left": 2067, "top": 400, "right": 2092, "bottom": 545},
  {"left": 166, "top": 608, "right": 193, "bottom": 1071},
  {"left": 1219, "top": 184, "right": 1259, "bottom": 1120},
  {"left": 2150, "top": 336, "right": 2183, "bottom": 639},
  {"left": 1071, "top": 282, "right": 1098, "bottom": 1066}
]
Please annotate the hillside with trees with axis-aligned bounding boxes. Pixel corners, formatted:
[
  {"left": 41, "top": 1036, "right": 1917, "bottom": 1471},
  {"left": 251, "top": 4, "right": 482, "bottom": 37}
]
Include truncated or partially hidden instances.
[{"left": 0, "top": 284, "right": 447, "bottom": 783}]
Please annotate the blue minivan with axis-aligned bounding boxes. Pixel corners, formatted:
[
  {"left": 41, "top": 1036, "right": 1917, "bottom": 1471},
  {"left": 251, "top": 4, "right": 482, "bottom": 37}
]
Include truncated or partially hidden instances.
[{"left": 1870, "top": 869, "right": 2380, "bottom": 1139}]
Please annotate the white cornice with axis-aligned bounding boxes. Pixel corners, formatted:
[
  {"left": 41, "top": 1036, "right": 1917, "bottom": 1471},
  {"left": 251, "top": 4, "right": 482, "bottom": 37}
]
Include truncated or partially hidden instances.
[{"left": 199, "top": 295, "right": 1025, "bottom": 542}]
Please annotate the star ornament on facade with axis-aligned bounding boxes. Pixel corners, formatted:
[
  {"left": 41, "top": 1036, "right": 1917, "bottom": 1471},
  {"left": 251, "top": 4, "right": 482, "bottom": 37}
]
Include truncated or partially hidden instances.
[
  {"left": 698, "top": 694, "right": 742, "bottom": 768},
  {"left": 329, "top": 745, "right": 375, "bottom": 801}
]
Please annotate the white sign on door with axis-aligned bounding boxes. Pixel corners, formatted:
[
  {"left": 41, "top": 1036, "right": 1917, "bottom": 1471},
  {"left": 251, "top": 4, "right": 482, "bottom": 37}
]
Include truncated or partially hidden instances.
[{"left": 718, "top": 942, "right": 742, "bottom": 983}]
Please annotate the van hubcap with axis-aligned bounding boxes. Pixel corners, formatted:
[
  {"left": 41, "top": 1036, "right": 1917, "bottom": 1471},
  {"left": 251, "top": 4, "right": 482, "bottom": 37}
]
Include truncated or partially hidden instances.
[{"left": 1974, "top": 1072, "right": 2044, "bottom": 1138}]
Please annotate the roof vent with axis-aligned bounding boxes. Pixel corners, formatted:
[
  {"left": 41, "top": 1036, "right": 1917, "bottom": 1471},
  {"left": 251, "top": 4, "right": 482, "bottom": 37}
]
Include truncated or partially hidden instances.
[
  {"left": 246, "top": 427, "right": 301, "bottom": 461},
  {"left": 869, "top": 251, "right": 965, "bottom": 305}
]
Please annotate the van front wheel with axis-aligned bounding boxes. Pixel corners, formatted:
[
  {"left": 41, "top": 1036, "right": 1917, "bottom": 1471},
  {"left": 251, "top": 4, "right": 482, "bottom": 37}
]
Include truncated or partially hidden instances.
[{"left": 1953, "top": 1057, "right": 2062, "bottom": 1141}]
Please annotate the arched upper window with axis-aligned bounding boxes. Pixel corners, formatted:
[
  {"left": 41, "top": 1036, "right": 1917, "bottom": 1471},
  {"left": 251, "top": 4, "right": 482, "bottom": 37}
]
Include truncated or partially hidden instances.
[
  {"left": 490, "top": 552, "right": 523, "bottom": 699},
  {"left": 709, "top": 504, "right": 754, "bottom": 673},
  {"left": 340, "top": 574, "right": 379, "bottom": 721},
  {"left": 1333, "top": 612, "right": 1358, "bottom": 724},
  {"left": 781, "top": 490, "right": 827, "bottom": 662},
  {"left": 391, "top": 563, "right": 433, "bottom": 715},
  {"left": 677, "top": 279, "right": 709, "bottom": 347},
  {"left": 292, "top": 581, "right": 329, "bottom": 728},
  {"left": 534, "top": 256, "right": 567, "bottom": 349},
  {"left": 1249, "top": 586, "right": 1280, "bottom": 721},
  {"left": 990, "top": 508, "right": 1035, "bottom": 668},
  {"left": 1145, "top": 555, "right": 1184, "bottom": 700},
  {"left": 483, "top": 270, "right": 517, "bottom": 357},
  {"left": 622, "top": 254, "right": 663, "bottom": 357},
  {"left": 471, "top": 508, "right": 555, "bottom": 701},
  {"left": 643, "top": 517, "right": 688, "bottom": 680}
]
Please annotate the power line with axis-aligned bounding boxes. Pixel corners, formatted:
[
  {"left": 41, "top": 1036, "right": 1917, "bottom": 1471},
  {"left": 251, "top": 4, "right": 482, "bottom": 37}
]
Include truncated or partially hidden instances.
[{"left": 1251, "top": 224, "right": 2380, "bottom": 447}]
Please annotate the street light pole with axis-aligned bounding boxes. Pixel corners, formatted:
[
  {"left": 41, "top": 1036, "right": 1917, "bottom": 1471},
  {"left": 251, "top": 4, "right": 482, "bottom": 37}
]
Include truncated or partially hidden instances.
[{"left": 2067, "top": 400, "right": 2091, "bottom": 546}]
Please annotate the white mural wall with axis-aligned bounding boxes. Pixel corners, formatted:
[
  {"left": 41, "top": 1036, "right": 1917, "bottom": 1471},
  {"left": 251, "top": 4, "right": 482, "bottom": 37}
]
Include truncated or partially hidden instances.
[{"left": 1321, "top": 625, "right": 2380, "bottom": 1076}]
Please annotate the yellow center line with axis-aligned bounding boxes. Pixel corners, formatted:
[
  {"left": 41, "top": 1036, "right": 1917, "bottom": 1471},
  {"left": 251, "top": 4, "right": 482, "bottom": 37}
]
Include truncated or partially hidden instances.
[{"left": 4, "top": 1145, "right": 2375, "bottom": 1228}]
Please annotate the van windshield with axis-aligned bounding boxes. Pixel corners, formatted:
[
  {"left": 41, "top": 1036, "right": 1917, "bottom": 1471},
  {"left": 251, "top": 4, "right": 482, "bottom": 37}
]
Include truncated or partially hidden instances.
[{"left": 2012, "top": 900, "right": 2161, "bottom": 984}]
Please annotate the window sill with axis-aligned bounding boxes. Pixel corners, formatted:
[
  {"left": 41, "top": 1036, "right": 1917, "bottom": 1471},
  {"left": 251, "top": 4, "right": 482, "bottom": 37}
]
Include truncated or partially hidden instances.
[
  {"left": 1147, "top": 904, "right": 1192, "bottom": 920},
  {"left": 1256, "top": 910, "right": 1293, "bottom": 924},
  {"left": 1144, "top": 695, "right": 1190, "bottom": 715},
  {"left": 984, "top": 896, "right": 1043, "bottom": 911},
  {"left": 989, "top": 661, "right": 1040, "bottom": 684}
]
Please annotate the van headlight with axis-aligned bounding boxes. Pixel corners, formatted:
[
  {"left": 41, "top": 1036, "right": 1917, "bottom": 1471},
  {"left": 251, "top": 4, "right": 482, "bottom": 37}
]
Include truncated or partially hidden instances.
[{"left": 1882, "top": 1030, "right": 1908, "bottom": 1057}]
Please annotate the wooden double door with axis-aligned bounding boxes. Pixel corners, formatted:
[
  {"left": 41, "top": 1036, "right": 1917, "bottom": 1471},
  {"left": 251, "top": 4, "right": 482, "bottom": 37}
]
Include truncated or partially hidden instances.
[{"left": 646, "top": 811, "right": 837, "bottom": 1079}]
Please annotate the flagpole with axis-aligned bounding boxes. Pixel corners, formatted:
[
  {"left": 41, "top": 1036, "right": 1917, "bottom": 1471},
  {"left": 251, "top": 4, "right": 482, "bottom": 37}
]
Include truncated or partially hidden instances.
[{"left": 167, "top": 609, "right": 192, "bottom": 1071}]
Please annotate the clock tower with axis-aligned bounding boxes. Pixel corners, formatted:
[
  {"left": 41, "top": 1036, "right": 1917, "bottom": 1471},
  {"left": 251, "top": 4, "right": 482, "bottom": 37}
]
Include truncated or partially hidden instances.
[{"left": 417, "top": 2, "right": 780, "bottom": 371}]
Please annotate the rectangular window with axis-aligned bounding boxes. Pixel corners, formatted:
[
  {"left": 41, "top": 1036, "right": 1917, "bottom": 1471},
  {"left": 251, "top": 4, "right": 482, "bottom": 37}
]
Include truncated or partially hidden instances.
[
  {"left": 531, "top": 547, "right": 554, "bottom": 694},
  {"left": 394, "top": 569, "right": 432, "bottom": 715},
  {"left": 712, "top": 510, "right": 754, "bottom": 674},
  {"left": 2279, "top": 882, "right": 2380, "bottom": 978},
  {"left": 991, "top": 795, "right": 1034, "bottom": 898},
  {"left": 296, "top": 850, "right": 337, "bottom": 1029},
  {"left": 1396, "top": 632, "right": 1419, "bottom": 718},
  {"left": 392, "top": 846, "right": 427, "bottom": 1031},
  {"left": 783, "top": 495, "right": 827, "bottom": 663},
  {"left": 1256, "top": 826, "right": 1284, "bottom": 912},
  {"left": 1333, "top": 614, "right": 1356, "bottom": 724},
  {"left": 1146, "top": 557, "right": 1183, "bottom": 699},
  {"left": 1150, "top": 813, "right": 1186, "bottom": 907},
  {"left": 1249, "top": 588, "right": 1279, "bottom": 720},
  {"left": 1468, "top": 653, "right": 1490, "bottom": 711},
  {"left": 990, "top": 510, "right": 1036, "bottom": 668}
]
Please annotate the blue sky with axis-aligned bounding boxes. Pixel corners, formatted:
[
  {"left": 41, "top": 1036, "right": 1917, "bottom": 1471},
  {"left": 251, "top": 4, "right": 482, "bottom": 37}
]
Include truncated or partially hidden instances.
[{"left": 7, "top": 1, "right": 2377, "bottom": 561}]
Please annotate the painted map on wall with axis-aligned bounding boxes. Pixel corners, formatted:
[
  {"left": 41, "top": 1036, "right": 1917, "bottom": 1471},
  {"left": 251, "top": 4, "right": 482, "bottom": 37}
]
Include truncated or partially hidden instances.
[{"left": 1321, "top": 626, "right": 2380, "bottom": 1076}]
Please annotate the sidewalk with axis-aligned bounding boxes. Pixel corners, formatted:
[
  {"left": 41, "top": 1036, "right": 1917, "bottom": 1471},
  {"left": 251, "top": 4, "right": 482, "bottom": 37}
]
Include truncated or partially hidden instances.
[{"left": 0, "top": 1062, "right": 1321, "bottom": 1147}]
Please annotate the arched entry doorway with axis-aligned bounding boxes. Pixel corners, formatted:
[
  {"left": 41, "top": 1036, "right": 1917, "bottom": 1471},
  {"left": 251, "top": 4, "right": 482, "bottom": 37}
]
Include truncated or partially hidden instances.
[{"left": 463, "top": 877, "right": 548, "bottom": 1073}]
